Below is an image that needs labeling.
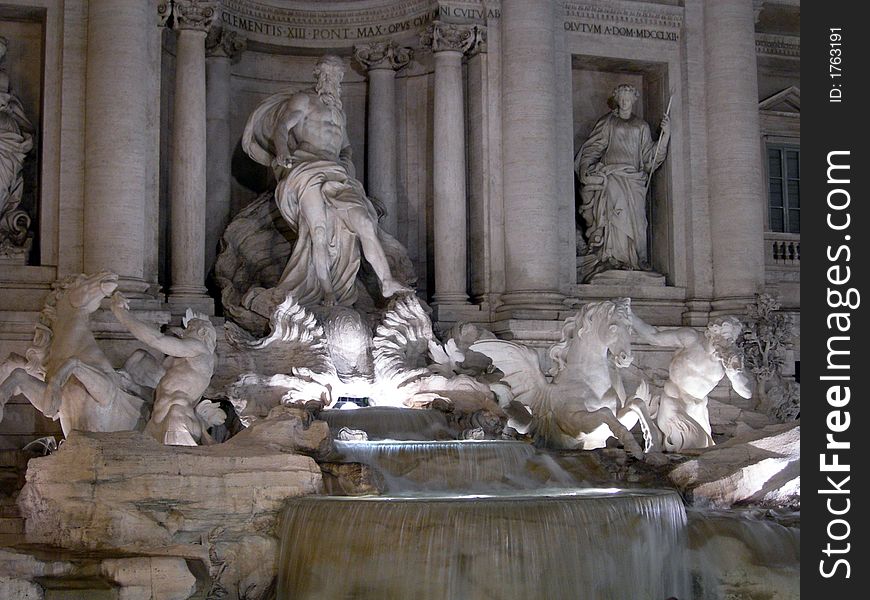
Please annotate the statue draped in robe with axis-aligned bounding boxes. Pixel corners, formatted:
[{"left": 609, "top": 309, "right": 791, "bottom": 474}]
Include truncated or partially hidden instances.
[{"left": 575, "top": 84, "right": 669, "bottom": 281}]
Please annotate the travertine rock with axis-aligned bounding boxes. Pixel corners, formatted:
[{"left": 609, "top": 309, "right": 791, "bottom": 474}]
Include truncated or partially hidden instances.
[
  {"left": 17, "top": 429, "right": 323, "bottom": 551},
  {"left": 320, "top": 462, "right": 384, "bottom": 496},
  {"left": 229, "top": 404, "right": 332, "bottom": 458},
  {"left": 688, "top": 511, "right": 800, "bottom": 600},
  {"left": 668, "top": 421, "right": 799, "bottom": 508},
  {"left": 0, "top": 549, "right": 197, "bottom": 600},
  {"left": 101, "top": 557, "right": 196, "bottom": 600}
]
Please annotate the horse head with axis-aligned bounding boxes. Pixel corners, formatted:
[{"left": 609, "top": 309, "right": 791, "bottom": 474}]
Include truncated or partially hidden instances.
[
  {"left": 548, "top": 298, "right": 635, "bottom": 375},
  {"left": 599, "top": 298, "right": 634, "bottom": 368},
  {"left": 61, "top": 271, "right": 119, "bottom": 314}
]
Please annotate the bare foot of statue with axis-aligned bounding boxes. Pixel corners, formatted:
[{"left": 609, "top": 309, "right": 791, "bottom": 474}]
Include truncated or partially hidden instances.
[{"left": 381, "top": 278, "right": 411, "bottom": 298}]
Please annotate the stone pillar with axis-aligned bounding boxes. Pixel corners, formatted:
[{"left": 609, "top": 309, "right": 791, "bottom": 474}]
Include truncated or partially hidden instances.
[
  {"left": 704, "top": 0, "right": 765, "bottom": 313},
  {"left": 205, "top": 27, "right": 245, "bottom": 276},
  {"left": 168, "top": 0, "right": 218, "bottom": 313},
  {"left": 498, "top": 0, "right": 564, "bottom": 317},
  {"left": 422, "top": 23, "right": 482, "bottom": 309},
  {"left": 354, "top": 42, "right": 412, "bottom": 237},
  {"left": 83, "top": 0, "right": 154, "bottom": 294}
]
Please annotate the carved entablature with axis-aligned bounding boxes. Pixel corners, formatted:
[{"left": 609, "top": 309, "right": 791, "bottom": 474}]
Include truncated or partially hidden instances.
[
  {"left": 206, "top": 26, "right": 247, "bottom": 61},
  {"left": 420, "top": 22, "right": 483, "bottom": 54},
  {"left": 562, "top": 1, "right": 683, "bottom": 44},
  {"left": 216, "top": 0, "right": 500, "bottom": 49},
  {"left": 353, "top": 41, "right": 413, "bottom": 72},
  {"left": 172, "top": 0, "right": 220, "bottom": 33},
  {"left": 755, "top": 33, "right": 799, "bottom": 59},
  {"left": 214, "top": 0, "right": 685, "bottom": 49}
]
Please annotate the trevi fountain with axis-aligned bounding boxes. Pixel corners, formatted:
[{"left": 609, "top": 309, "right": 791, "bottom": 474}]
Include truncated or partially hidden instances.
[{"left": 0, "top": 1, "right": 800, "bottom": 598}]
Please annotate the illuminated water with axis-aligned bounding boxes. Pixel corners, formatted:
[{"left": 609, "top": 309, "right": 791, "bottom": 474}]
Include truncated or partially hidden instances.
[
  {"left": 277, "top": 410, "right": 798, "bottom": 599},
  {"left": 278, "top": 488, "right": 690, "bottom": 600}
]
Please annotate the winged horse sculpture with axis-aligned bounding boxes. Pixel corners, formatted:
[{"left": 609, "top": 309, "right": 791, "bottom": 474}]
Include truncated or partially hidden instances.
[{"left": 471, "top": 298, "right": 656, "bottom": 457}]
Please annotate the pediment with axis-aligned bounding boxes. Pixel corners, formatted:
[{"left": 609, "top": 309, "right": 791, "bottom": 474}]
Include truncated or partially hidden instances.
[{"left": 759, "top": 86, "right": 800, "bottom": 114}]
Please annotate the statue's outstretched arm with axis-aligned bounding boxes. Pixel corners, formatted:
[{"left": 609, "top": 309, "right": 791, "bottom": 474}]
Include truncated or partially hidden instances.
[
  {"left": 631, "top": 313, "right": 694, "bottom": 347},
  {"left": 110, "top": 293, "right": 207, "bottom": 359},
  {"left": 726, "top": 366, "right": 753, "bottom": 399}
]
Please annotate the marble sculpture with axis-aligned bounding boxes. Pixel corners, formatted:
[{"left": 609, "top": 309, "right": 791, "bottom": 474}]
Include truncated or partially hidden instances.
[
  {"left": 241, "top": 54, "right": 410, "bottom": 309},
  {"left": 575, "top": 84, "right": 670, "bottom": 280},
  {"left": 0, "top": 36, "right": 35, "bottom": 258},
  {"left": 632, "top": 313, "right": 752, "bottom": 451},
  {"left": 111, "top": 294, "right": 225, "bottom": 446},
  {"left": 0, "top": 272, "right": 148, "bottom": 435},
  {"left": 471, "top": 298, "right": 656, "bottom": 457}
]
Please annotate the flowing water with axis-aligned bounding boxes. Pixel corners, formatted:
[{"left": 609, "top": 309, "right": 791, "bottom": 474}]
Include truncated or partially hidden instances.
[
  {"left": 277, "top": 489, "right": 690, "bottom": 600},
  {"left": 333, "top": 439, "right": 551, "bottom": 492},
  {"left": 321, "top": 407, "right": 455, "bottom": 440},
  {"left": 278, "top": 409, "right": 797, "bottom": 599}
]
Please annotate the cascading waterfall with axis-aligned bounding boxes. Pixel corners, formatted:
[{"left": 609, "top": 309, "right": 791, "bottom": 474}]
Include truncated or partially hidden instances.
[
  {"left": 278, "top": 489, "right": 690, "bottom": 600},
  {"left": 321, "top": 407, "right": 454, "bottom": 440},
  {"left": 277, "top": 408, "right": 695, "bottom": 600},
  {"left": 334, "top": 440, "right": 544, "bottom": 491}
]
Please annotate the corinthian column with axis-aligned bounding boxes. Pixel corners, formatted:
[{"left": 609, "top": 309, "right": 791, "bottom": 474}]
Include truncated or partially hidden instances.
[
  {"left": 499, "top": 0, "right": 564, "bottom": 317},
  {"left": 83, "top": 0, "right": 154, "bottom": 294},
  {"left": 422, "top": 22, "right": 482, "bottom": 308},
  {"left": 205, "top": 27, "right": 246, "bottom": 275},
  {"left": 353, "top": 41, "right": 412, "bottom": 237},
  {"left": 705, "top": 0, "right": 765, "bottom": 313},
  {"left": 168, "top": 0, "right": 218, "bottom": 313}
]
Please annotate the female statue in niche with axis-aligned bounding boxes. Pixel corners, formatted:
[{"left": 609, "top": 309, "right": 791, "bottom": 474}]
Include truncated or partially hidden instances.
[
  {"left": 575, "top": 84, "right": 670, "bottom": 281},
  {"left": 0, "top": 36, "right": 34, "bottom": 257}
]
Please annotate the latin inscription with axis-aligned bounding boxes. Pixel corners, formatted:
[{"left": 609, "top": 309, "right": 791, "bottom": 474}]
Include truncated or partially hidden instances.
[
  {"left": 221, "top": 10, "right": 442, "bottom": 42},
  {"left": 564, "top": 20, "right": 679, "bottom": 42}
]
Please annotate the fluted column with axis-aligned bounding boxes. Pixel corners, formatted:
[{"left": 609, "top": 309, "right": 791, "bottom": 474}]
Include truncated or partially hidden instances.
[
  {"left": 205, "top": 27, "right": 245, "bottom": 275},
  {"left": 499, "top": 0, "right": 564, "bottom": 316},
  {"left": 705, "top": 0, "right": 765, "bottom": 313},
  {"left": 83, "top": 0, "right": 153, "bottom": 294},
  {"left": 422, "top": 23, "right": 482, "bottom": 307},
  {"left": 354, "top": 42, "right": 412, "bottom": 237},
  {"left": 168, "top": 0, "right": 217, "bottom": 312}
]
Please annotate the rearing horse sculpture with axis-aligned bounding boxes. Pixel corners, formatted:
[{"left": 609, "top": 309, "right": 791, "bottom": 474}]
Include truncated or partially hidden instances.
[
  {"left": 0, "top": 271, "right": 149, "bottom": 436},
  {"left": 471, "top": 298, "right": 656, "bottom": 456}
]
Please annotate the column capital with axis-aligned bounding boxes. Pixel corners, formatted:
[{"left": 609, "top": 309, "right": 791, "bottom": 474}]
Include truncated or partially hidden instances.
[
  {"left": 172, "top": 0, "right": 219, "bottom": 32},
  {"left": 157, "top": 0, "right": 172, "bottom": 28},
  {"left": 206, "top": 26, "right": 246, "bottom": 60},
  {"left": 353, "top": 41, "right": 413, "bottom": 72},
  {"left": 421, "top": 21, "right": 484, "bottom": 55}
]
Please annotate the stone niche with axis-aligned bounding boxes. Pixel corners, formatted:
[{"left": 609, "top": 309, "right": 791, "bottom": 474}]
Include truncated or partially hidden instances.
[
  {"left": 0, "top": 6, "right": 43, "bottom": 265},
  {"left": 571, "top": 55, "right": 671, "bottom": 285}
]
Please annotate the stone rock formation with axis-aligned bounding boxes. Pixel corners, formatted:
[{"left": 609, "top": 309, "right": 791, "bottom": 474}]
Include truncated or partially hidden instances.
[{"left": 668, "top": 421, "right": 800, "bottom": 508}]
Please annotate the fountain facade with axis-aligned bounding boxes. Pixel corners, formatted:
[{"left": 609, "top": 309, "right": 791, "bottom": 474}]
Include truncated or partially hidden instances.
[{"left": 0, "top": 1, "right": 801, "bottom": 598}]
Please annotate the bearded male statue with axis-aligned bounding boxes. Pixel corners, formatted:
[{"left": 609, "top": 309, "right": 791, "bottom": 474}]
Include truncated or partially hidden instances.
[
  {"left": 631, "top": 314, "right": 753, "bottom": 451},
  {"left": 242, "top": 55, "right": 410, "bottom": 308}
]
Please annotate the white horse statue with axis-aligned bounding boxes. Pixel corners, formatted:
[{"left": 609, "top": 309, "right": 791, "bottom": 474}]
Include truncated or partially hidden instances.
[
  {"left": 471, "top": 298, "right": 656, "bottom": 456},
  {"left": 0, "top": 271, "right": 149, "bottom": 436}
]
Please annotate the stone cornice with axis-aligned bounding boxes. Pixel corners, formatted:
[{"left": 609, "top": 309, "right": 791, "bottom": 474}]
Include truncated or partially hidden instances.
[
  {"left": 354, "top": 41, "right": 413, "bottom": 71},
  {"left": 206, "top": 26, "right": 247, "bottom": 59},
  {"left": 755, "top": 32, "right": 799, "bottom": 59},
  {"left": 173, "top": 0, "right": 220, "bottom": 32},
  {"left": 421, "top": 21, "right": 483, "bottom": 54}
]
